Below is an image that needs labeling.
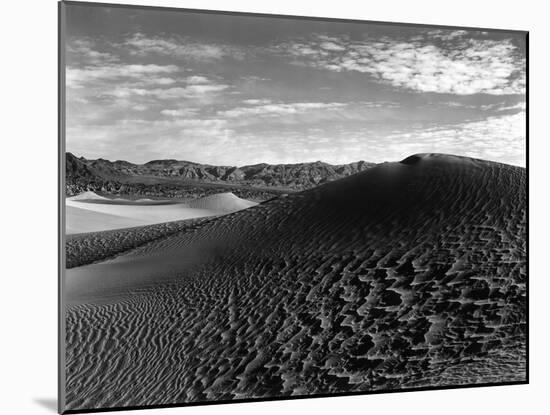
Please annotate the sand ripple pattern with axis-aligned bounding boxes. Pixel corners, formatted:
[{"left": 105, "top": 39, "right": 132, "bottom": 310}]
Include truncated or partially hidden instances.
[
  {"left": 65, "top": 154, "right": 526, "bottom": 411},
  {"left": 65, "top": 217, "right": 215, "bottom": 268}
]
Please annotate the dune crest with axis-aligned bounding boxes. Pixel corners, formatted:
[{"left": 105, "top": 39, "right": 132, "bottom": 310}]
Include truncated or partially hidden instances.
[
  {"left": 185, "top": 192, "right": 258, "bottom": 212},
  {"left": 67, "top": 190, "right": 108, "bottom": 201}
]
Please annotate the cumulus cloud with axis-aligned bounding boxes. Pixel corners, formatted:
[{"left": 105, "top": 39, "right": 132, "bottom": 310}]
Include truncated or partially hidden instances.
[{"left": 274, "top": 31, "right": 525, "bottom": 95}]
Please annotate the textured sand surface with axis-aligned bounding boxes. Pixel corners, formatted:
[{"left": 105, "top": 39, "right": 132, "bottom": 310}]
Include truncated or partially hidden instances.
[
  {"left": 64, "top": 154, "right": 526, "bottom": 411},
  {"left": 66, "top": 217, "right": 215, "bottom": 269},
  {"left": 66, "top": 192, "right": 257, "bottom": 234}
]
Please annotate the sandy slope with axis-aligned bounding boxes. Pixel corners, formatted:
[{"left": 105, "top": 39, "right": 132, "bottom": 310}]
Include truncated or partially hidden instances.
[
  {"left": 65, "top": 205, "right": 150, "bottom": 234},
  {"left": 66, "top": 217, "right": 214, "bottom": 269},
  {"left": 64, "top": 154, "right": 527, "bottom": 411},
  {"left": 185, "top": 192, "right": 258, "bottom": 212},
  {"left": 68, "top": 190, "right": 109, "bottom": 201},
  {"left": 65, "top": 192, "right": 257, "bottom": 234}
]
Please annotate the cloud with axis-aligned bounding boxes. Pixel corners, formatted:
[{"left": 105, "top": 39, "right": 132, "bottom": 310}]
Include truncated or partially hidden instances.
[
  {"left": 441, "top": 100, "right": 526, "bottom": 112},
  {"left": 242, "top": 99, "right": 272, "bottom": 105},
  {"left": 160, "top": 108, "right": 199, "bottom": 117},
  {"left": 494, "top": 102, "right": 526, "bottom": 112},
  {"left": 67, "top": 38, "right": 119, "bottom": 65},
  {"left": 215, "top": 101, "right": 400, "bottom": 128},
  {"left": 66, "top": 37, "right": 187, "bottom": 93},
  {"left": 424, "top": 29, "right": 470, "bottom": 41},
  {"left": 132, "top": 104, "right": 148, "bottom": 111},
  {"left": 385, "top": 111, "right": 526, "bottom": 166},
  {"left": 121, "top": 33, "right": 245, "bottom": 61},
  {"left": 67, "top": 106, "right": 525, "bottom": 167},
  {"left": 274, "top": 31, "right": 525, "bottom": 95},
  {"left": 66, "top": 64, "right": 179, "bottom": 88},
  {"left": 102, "top": 84, "right": 229, "bottom": 100},
  {"left": 147, "top": 77, "right": 177, "bottom": 86},
  {"left": 185, "top": 84, "right": 229, "bottom": 94},
  {"left": 65, "top": 32, "right": 525, "bottom": 167},
  {"left": 170, "top": 118, "right": 228, "bottom": 128},
  {"left": 240, "top": 76, "right": 271, "bottom": 82},
  {"left": 320, "top": 41, "right": 346, "bottom": 51},
  {"left": 68, "top": 62, "right": 229, "bottom": 103},
  {"left": 67, "top": 116, "right": 234, "bottom": 164},
  {"left": 186, "top": 75, "right": 210, "bottom": 84},
  {"left": 218, "top": 102, "right": 347, "bottom": 118}
]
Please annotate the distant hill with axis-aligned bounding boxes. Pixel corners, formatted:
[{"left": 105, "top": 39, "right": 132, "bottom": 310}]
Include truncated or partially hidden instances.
[{"left": 65, "top": 153, "right": 375, "bottom": 200}]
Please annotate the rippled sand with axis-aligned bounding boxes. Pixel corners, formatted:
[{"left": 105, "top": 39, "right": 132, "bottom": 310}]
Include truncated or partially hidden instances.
[{"left": 63, "top": 154, "right": 526, "bottom": 411}]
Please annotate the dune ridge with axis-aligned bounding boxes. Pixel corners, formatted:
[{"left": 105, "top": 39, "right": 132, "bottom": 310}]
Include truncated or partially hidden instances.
[
  {"left": 185, "top": 192, "right": 258, "bottom": 212},
  {"left": 65, "top": 154, "right": 526, "bottom": 410},
  {"left": 68, "top": 191, "right": 109, "bottom": 201},
  {"left": 65, "top": 192, "right": 257, "bottom": 234}
]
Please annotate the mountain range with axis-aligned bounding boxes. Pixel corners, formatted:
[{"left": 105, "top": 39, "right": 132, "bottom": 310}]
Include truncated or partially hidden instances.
[{"left": 66, "top": 152, "right": 375, "bottom": 200}]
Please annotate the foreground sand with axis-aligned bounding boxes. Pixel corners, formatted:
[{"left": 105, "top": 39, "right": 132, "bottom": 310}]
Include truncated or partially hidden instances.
[{"left": 64, "top": 154, "right": 526, "bottom": 411}]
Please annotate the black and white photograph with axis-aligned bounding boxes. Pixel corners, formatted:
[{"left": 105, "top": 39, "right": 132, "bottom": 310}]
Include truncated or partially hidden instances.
[{"left": 59, "top": 1, "right": 527, "bottom": 413}]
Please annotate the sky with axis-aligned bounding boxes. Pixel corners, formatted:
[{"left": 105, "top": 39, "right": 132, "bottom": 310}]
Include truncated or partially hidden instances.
[{"left": 64, "top": 3, "right": 527, "bottom": 167}]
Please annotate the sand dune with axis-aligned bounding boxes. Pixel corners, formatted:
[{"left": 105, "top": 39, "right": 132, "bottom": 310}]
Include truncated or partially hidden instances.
[
  {"left": 68, "top": 190, "right": 109, "bottom": 201},
  {"left": 66, "top": 217, "right": 213, "bottom": 269},
  {"left": 64, "top": 154, "right": 526, "bottom": 411},
  {"left": 185, "top": 192, "right": 258, "bottom": 212},
  {"left": 66, "top": 205, "right": 150, "bottom": 234},
  {"left": 65, "top": 192, "right": 257, "bottom": 234}
]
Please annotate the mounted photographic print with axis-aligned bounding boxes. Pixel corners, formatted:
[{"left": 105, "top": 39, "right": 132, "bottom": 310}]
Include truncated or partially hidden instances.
[{"left": 58, "top": 1, "right": 528, "bottom": 413}]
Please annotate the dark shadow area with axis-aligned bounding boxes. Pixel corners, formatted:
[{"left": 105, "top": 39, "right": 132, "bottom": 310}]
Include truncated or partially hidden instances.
[
  {"left": 400, "top": 154, "right": 422, "bottom": 165},
  {"left": 34, "top": 398, "right": 57, "bottom": 413}
]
